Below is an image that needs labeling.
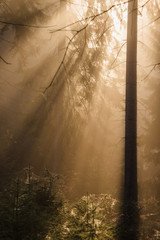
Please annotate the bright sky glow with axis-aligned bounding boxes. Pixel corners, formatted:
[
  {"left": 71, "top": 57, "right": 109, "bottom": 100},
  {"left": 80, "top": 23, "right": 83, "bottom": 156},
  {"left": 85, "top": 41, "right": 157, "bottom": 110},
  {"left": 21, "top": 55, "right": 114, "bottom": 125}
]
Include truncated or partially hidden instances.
[{"left": 109, "top": 4, "right": 127, "bottom": 42}]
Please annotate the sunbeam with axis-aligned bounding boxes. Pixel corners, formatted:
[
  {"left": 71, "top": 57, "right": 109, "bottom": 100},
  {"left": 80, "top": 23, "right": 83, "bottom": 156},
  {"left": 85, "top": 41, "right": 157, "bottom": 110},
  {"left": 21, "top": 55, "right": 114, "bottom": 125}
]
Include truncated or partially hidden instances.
[{"left": 0, "top": 0, "right": 160, "bottom": 239}]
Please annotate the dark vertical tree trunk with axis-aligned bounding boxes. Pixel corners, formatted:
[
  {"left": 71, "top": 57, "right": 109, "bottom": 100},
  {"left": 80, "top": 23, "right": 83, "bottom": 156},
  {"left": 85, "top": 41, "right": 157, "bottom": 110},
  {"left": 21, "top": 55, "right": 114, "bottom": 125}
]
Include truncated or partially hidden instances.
[
  {"left": 125, "top": 0, "right": 137, "bottom": 206},
  {"left": 119, "top": 1, "right": 139, "bottom": 239}
]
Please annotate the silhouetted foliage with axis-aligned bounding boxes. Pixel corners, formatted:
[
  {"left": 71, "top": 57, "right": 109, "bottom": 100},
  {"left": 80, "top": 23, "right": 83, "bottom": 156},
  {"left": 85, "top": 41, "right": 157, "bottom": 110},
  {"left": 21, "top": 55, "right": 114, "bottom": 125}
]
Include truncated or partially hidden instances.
[
  {"left": 0, "top": 1, "right": 160, "bottom": 239},
  {"left": 0, "top": 168, "right": 65, "bottom": 240}
]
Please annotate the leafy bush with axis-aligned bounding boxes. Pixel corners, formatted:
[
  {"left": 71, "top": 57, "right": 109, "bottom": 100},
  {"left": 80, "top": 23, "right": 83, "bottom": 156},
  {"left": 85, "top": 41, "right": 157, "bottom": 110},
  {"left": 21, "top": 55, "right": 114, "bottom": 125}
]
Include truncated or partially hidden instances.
[{"left": 64, "top": 194, "right": 119, "bottom": 240}]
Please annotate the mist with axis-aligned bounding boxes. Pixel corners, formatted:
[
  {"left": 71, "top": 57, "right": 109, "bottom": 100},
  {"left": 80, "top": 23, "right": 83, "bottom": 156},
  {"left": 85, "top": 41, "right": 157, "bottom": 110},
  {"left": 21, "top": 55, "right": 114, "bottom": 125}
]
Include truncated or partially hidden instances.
[{"left": 0, "top": 0, "right": 160, "bottom": 239}]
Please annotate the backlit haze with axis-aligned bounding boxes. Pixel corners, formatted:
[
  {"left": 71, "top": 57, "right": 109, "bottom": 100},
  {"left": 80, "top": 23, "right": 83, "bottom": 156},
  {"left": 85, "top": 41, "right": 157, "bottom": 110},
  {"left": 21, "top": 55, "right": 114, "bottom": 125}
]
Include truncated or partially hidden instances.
[{"left": 0, "top": 0, "right": 160, "bottom": 200}]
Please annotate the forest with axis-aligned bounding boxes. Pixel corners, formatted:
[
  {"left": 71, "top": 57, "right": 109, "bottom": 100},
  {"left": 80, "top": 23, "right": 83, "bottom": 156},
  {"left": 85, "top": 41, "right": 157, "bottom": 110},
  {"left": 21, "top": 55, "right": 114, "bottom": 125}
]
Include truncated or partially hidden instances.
[{"left": 0, "top": 0, "right": 160, "bottom": 239}]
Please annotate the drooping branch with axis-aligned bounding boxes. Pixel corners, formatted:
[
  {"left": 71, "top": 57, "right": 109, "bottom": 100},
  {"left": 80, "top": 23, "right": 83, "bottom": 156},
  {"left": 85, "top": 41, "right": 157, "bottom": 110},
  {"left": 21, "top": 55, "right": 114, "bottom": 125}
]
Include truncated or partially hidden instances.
[
  {"left": 44, "top": 24, "right": 89, "bottom": 93},
  {"left": 44, "top": 1, "right": 129, "bottom": 93}
]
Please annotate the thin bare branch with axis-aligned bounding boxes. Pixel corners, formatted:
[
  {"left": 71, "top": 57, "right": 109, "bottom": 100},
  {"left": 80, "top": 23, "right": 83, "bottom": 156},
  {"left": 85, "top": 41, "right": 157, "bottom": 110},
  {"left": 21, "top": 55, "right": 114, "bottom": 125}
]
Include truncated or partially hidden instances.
[
  {"left": 0, "top": 56, "right": 11, "bottom": 64},
  {"left": 0, "top": 19, "right": 56, "bottom": 29},
  {"left": 140, "top": 0, "right": 152, "bottom": 8},
  {"left": 110, "top": 61, "right": 126, "bottom": 70},
  {"left": 50, "top": 1, "right": 129, "bottom": 34},
  {"left": 141, "top": 63, "right": 160, "bottom": 81},
  {"left": 147, "top": 62, "right": 160, "bottom": 68},
  {"left": 142, "top": 16, "right": 160, "bottom": 29},
  {"left": 110, "top": 42, "right": 126, "bottom": 68},
  {"left": 44, "top": 24, "right": 89, "bottom": 93}
]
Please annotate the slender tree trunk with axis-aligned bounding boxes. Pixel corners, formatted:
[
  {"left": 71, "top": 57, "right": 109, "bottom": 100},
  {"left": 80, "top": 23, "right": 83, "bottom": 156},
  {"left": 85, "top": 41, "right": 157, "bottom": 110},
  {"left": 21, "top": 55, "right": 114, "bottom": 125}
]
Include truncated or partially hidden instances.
[
  {"left": 125, "top": 0, "right": 138, "bottom": 205},
  {"left": 119, "top": 1, "right": 139, "bottom": 239}
]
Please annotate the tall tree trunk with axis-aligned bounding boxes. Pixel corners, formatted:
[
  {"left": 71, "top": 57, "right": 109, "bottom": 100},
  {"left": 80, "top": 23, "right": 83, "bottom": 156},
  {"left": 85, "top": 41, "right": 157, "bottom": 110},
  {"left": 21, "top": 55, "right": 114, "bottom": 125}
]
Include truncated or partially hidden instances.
[
  {"left": 119, "top": 1, "right": 139, "bottom": 239},
  {"left": 125, "top": 0, "right": 137, "bottom": 205}
]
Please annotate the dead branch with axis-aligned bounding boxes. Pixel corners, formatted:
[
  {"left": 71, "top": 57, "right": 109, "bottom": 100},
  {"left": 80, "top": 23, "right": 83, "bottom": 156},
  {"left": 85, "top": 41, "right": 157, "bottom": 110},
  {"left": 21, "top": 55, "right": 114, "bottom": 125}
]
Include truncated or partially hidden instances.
[
  {"left": 110, "top": 42, "right": 126, "bottom": 68},
  {"left": 0, "top": 56, "right": 11, "bottom": 64},
  {"left": 142, "top": 63, "right": 160, "bottom": 81},
  {"left": 0, "top": 19, "right": 56, "bottom": 29},
  {"left": 50, "top": 1, "right": 129, "bottom": 34}
]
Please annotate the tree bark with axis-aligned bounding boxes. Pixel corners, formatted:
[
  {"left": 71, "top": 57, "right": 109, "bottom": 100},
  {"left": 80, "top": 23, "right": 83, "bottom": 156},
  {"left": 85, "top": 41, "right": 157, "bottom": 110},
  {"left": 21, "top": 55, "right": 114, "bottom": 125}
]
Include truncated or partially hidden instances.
[
  {"left": 119, "top": 1, "right": 139, "bottom": 239},
  {"left": 124, "top": 0, "right": 138, "bottom": 208}
]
